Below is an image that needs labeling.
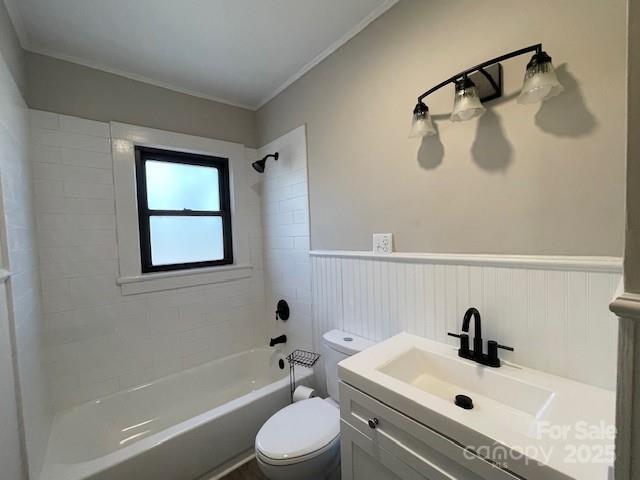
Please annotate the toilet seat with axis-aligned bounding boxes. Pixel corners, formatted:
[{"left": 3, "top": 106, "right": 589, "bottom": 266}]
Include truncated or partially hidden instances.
[{"left": 255, "top": 397, "right": 339, "bottom": 466}]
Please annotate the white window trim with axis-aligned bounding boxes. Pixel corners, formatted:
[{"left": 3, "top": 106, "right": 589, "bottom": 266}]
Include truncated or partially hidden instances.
[{"left": 110, "top": 122, "right": 252, "bottom": 295}]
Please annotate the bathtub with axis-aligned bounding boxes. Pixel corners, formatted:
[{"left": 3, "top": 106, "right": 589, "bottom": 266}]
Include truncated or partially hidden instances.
[{"left": 40, "top": 348, "right": 313, "bottom": 480}]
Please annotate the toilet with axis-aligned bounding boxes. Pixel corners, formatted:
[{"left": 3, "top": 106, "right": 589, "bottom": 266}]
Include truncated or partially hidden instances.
[{"left": 255, "top": 330, "right": 374, "bottom": 480}]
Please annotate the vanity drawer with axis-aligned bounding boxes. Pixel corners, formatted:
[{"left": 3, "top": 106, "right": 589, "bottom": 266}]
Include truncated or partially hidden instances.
[{"left": 339, "top": 381, "right": 520, "bottom": 480}]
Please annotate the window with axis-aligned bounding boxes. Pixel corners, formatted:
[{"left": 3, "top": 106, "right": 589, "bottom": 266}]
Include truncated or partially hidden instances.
[{"left": 135, "top": 147, "right": 233, "bottom": 273}]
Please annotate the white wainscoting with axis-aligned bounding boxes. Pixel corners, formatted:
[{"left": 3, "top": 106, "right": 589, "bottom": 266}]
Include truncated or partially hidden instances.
[{"left": 311, "top": 251, "right": 621, "bottom": 391}]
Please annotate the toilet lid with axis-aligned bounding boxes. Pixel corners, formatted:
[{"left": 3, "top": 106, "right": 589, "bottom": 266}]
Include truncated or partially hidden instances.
[{"left": 255, "top": 398, "right": 339, "bottom": 463}]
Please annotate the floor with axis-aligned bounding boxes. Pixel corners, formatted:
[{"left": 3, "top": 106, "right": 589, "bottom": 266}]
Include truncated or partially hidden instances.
[{"left": 220, "top": 459, "right": 268, "bottom": 480}]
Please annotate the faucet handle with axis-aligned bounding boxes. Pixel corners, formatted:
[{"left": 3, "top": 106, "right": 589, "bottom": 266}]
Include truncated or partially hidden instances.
[
  {"left": 448, "top": 332, "right": 470, "bottom": 354},
  {"left": 487, "top": 340, "right": 514, "bottom": 367}
]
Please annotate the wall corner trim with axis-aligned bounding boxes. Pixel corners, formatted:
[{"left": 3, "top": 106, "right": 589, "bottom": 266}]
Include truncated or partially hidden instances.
[
  {"left": 309, "top": 250, "right": 623, "bottom": 273},
  {"left": 610, "top": 292, "right": 640, "bottom": 320}
]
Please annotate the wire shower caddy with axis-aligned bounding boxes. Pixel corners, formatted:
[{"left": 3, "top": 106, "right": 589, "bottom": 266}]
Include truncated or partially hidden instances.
[{"left": 286, "top": 349, "right": 321, "bottom": 403}]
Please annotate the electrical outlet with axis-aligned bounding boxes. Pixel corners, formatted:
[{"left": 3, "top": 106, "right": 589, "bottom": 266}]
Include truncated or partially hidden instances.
[{"left": 373, "top": 233, "right": 393, "bottom": 255}]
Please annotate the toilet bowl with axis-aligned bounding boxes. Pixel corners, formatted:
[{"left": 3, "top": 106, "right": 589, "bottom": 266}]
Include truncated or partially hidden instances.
[
  {"left": 255, "top": 330, "right": 374, "bottom": 480},
  {"left": 255, "top": 398, "right": 340, "bottom": 480}
]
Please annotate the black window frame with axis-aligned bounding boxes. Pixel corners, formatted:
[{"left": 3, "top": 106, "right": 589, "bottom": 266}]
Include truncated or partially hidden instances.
[{"left": 135, "top": 146, "right": 234, "bottom": 273}]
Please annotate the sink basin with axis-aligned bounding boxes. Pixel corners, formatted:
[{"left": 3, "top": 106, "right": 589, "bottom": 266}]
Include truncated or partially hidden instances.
[{"left": 377, "top": 347, "right": 555, "bottom": 418}]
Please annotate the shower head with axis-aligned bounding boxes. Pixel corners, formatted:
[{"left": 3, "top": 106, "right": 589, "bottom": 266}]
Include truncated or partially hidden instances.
[{"left": 252, "top": 152, "right": 279, "bottom": 173}]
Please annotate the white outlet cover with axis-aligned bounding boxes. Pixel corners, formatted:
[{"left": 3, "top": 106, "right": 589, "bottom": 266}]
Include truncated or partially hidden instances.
[{"left": 373, "top": 233, "right": 393, "bottom": 255}]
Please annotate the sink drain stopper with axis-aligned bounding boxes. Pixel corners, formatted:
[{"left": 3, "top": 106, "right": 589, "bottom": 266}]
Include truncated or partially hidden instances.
[{"left": 455, "top": 394, "right": 474, "bottom": 410}]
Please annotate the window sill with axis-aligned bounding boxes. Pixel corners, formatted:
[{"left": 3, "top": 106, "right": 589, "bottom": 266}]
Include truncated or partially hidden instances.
[{"left": 117, "top": 263, "right": 253, "bottom": 295}]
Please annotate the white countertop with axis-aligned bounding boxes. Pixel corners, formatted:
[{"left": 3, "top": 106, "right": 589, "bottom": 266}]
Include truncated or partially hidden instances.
[{"left": 338, "top": 333, "right": 615, "bottom": 480}]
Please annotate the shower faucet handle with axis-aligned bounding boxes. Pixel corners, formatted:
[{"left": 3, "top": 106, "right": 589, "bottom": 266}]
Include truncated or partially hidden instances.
[{"left": 275, "top": 299, "right": 289, "bottom": 321}]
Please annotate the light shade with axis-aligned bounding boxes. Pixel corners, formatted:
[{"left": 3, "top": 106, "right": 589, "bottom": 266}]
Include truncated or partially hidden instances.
[
  {"left": 409, "top": 102, "right": 436, "bottom": 138},
  {"left": 450, "top": 77, "right": 485, "bottom": 122},
  {"left": 517, "top": 51, "right": 564, "bottom": 104}
]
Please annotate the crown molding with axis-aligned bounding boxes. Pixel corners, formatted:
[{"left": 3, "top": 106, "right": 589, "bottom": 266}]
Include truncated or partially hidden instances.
[{"left": 256, "top": 0, "right": 399, "bottom": 109}]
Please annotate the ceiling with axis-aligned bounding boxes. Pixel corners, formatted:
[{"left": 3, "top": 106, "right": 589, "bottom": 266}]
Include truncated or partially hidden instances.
[{"left": 7, "top": 0, "right": 396, "bottom": 109}]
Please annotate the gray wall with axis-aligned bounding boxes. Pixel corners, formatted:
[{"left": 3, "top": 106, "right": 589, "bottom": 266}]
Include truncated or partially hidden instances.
[
  {"left": 26, "top": 53, "right": 259, "bottom": 148},
  {"left": 258, "top": 0, "right": 627, "bottom": 256},
  {"left": 0, "top": 0, "right": 25, "bottom": 94}
]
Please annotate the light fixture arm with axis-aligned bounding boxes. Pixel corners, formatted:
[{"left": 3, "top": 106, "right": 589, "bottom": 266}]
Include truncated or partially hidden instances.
[{"left": 417, "top": 43, "right": 542, "bottom": 103}]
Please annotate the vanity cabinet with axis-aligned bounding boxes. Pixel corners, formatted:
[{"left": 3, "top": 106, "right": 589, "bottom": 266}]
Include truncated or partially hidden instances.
[{"left": 339, "top": 382, "right": 520, "bottom": 480}]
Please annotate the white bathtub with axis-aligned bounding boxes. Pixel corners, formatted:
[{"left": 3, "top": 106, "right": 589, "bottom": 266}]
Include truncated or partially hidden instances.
[{"left": 40, "top": 348, "right": 313, "bottom": 480}]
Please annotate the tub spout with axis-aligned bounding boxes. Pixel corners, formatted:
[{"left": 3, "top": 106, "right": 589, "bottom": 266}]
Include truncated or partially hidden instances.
[{"left": 269, "top": 335, "right": 287, "bottom": 347}]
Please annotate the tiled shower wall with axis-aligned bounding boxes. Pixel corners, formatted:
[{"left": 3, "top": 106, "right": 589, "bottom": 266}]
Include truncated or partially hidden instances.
[
  {"left": 0, "top": 62, "right": 51, "bottom": 477},
  {"left": 312, "top": 253, "right": 620, "bottom": 391},
  {"left": 30, "top": 110, "right": 267, "bottom": 411},
  {"left": 254, "top": 126, "right": 312, "bottom": 354}
]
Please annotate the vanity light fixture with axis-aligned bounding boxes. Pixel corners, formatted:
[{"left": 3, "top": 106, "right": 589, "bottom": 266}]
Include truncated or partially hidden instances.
[
  {"left": 450, "top": 76, "right": 485, "bottom": 122},
  {"left": 409, "top": 102, "right": 436, "bottom": 138},
  {"left": 410, "top": 44, "right": 563, "bottom": 138},
  {"left": 517, "top": 51, "right": 564, "bottom": 104}
]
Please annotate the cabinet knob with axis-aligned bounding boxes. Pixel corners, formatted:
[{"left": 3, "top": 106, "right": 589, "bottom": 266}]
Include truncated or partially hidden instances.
[{"left": 368, "top": 418, "right": 379, "bottom": 429}]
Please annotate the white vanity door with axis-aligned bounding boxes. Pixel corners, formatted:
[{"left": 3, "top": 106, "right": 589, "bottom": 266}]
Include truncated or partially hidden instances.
[{"left": 342, "top": 421, "right": 428, "bottom": 480}]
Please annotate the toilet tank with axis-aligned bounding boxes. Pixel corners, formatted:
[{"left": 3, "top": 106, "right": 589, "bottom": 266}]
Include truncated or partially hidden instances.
[{"left": 322, "top": 330, "right": 374, "bottom": 402}]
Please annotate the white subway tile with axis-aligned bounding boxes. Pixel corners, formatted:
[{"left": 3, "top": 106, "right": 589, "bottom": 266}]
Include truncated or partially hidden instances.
[
  {"left": 67, "top": 214, "right": 116, "bottom": 230},
  {"left": 37, "top": 214, "right": 67, "bottom": 231},
  {"left": 63, "top": 181, "right": 114, "bottom": 199},
  {"left": 32, "top": 144, "right": 63, "bottom": 164},
  {"left": 279, "top": 195, "right": 308, "bottom": 213},
  {"left": 33, "top": 162, "right": 63, "bottom": 181},
  {"left": 62, "top": 165, "right": 113, "bottom": 185},
  {"left": 265, "top": 236, "right": 294, "bottom": 250},
  {"left": 62, "top": 149, "right": 112, "bottom": 169},
  {"left": 294, "top": 236, "right": 310, "bottom": 250},
  {"left": 64, "top": 198, "right": 115, "bottom": 215},
  {"left": 293, "top": 209, "right": 309, "bottom": 224},
  {"left": 68, "top": 276, "right": 120, "bottom": 308},
  {"left": 32, "top": 128, "right": 111, "bottom": 153},
  {"left": 290, "top": 182, "right": 308, "bottom": 198},
  {"left": 59, "top": 115, "right": 110, "bottom": 138},
  {"left": 30, "top": 110, "right": 60, "bottom": 130},
  {"left": 34, "top": 180, "right": 64, "bottom": 198}
]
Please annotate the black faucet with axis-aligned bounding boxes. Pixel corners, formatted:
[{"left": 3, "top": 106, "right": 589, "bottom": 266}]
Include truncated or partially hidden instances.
[
  {"left": 448, "top": 308, "right": 513, "bottom": 368},
  {"left": 269, "top": 335, "right": 287, "bottom": 347},
  {"left": 462, "top": 307, "right": 483, "bottom": 355}
]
